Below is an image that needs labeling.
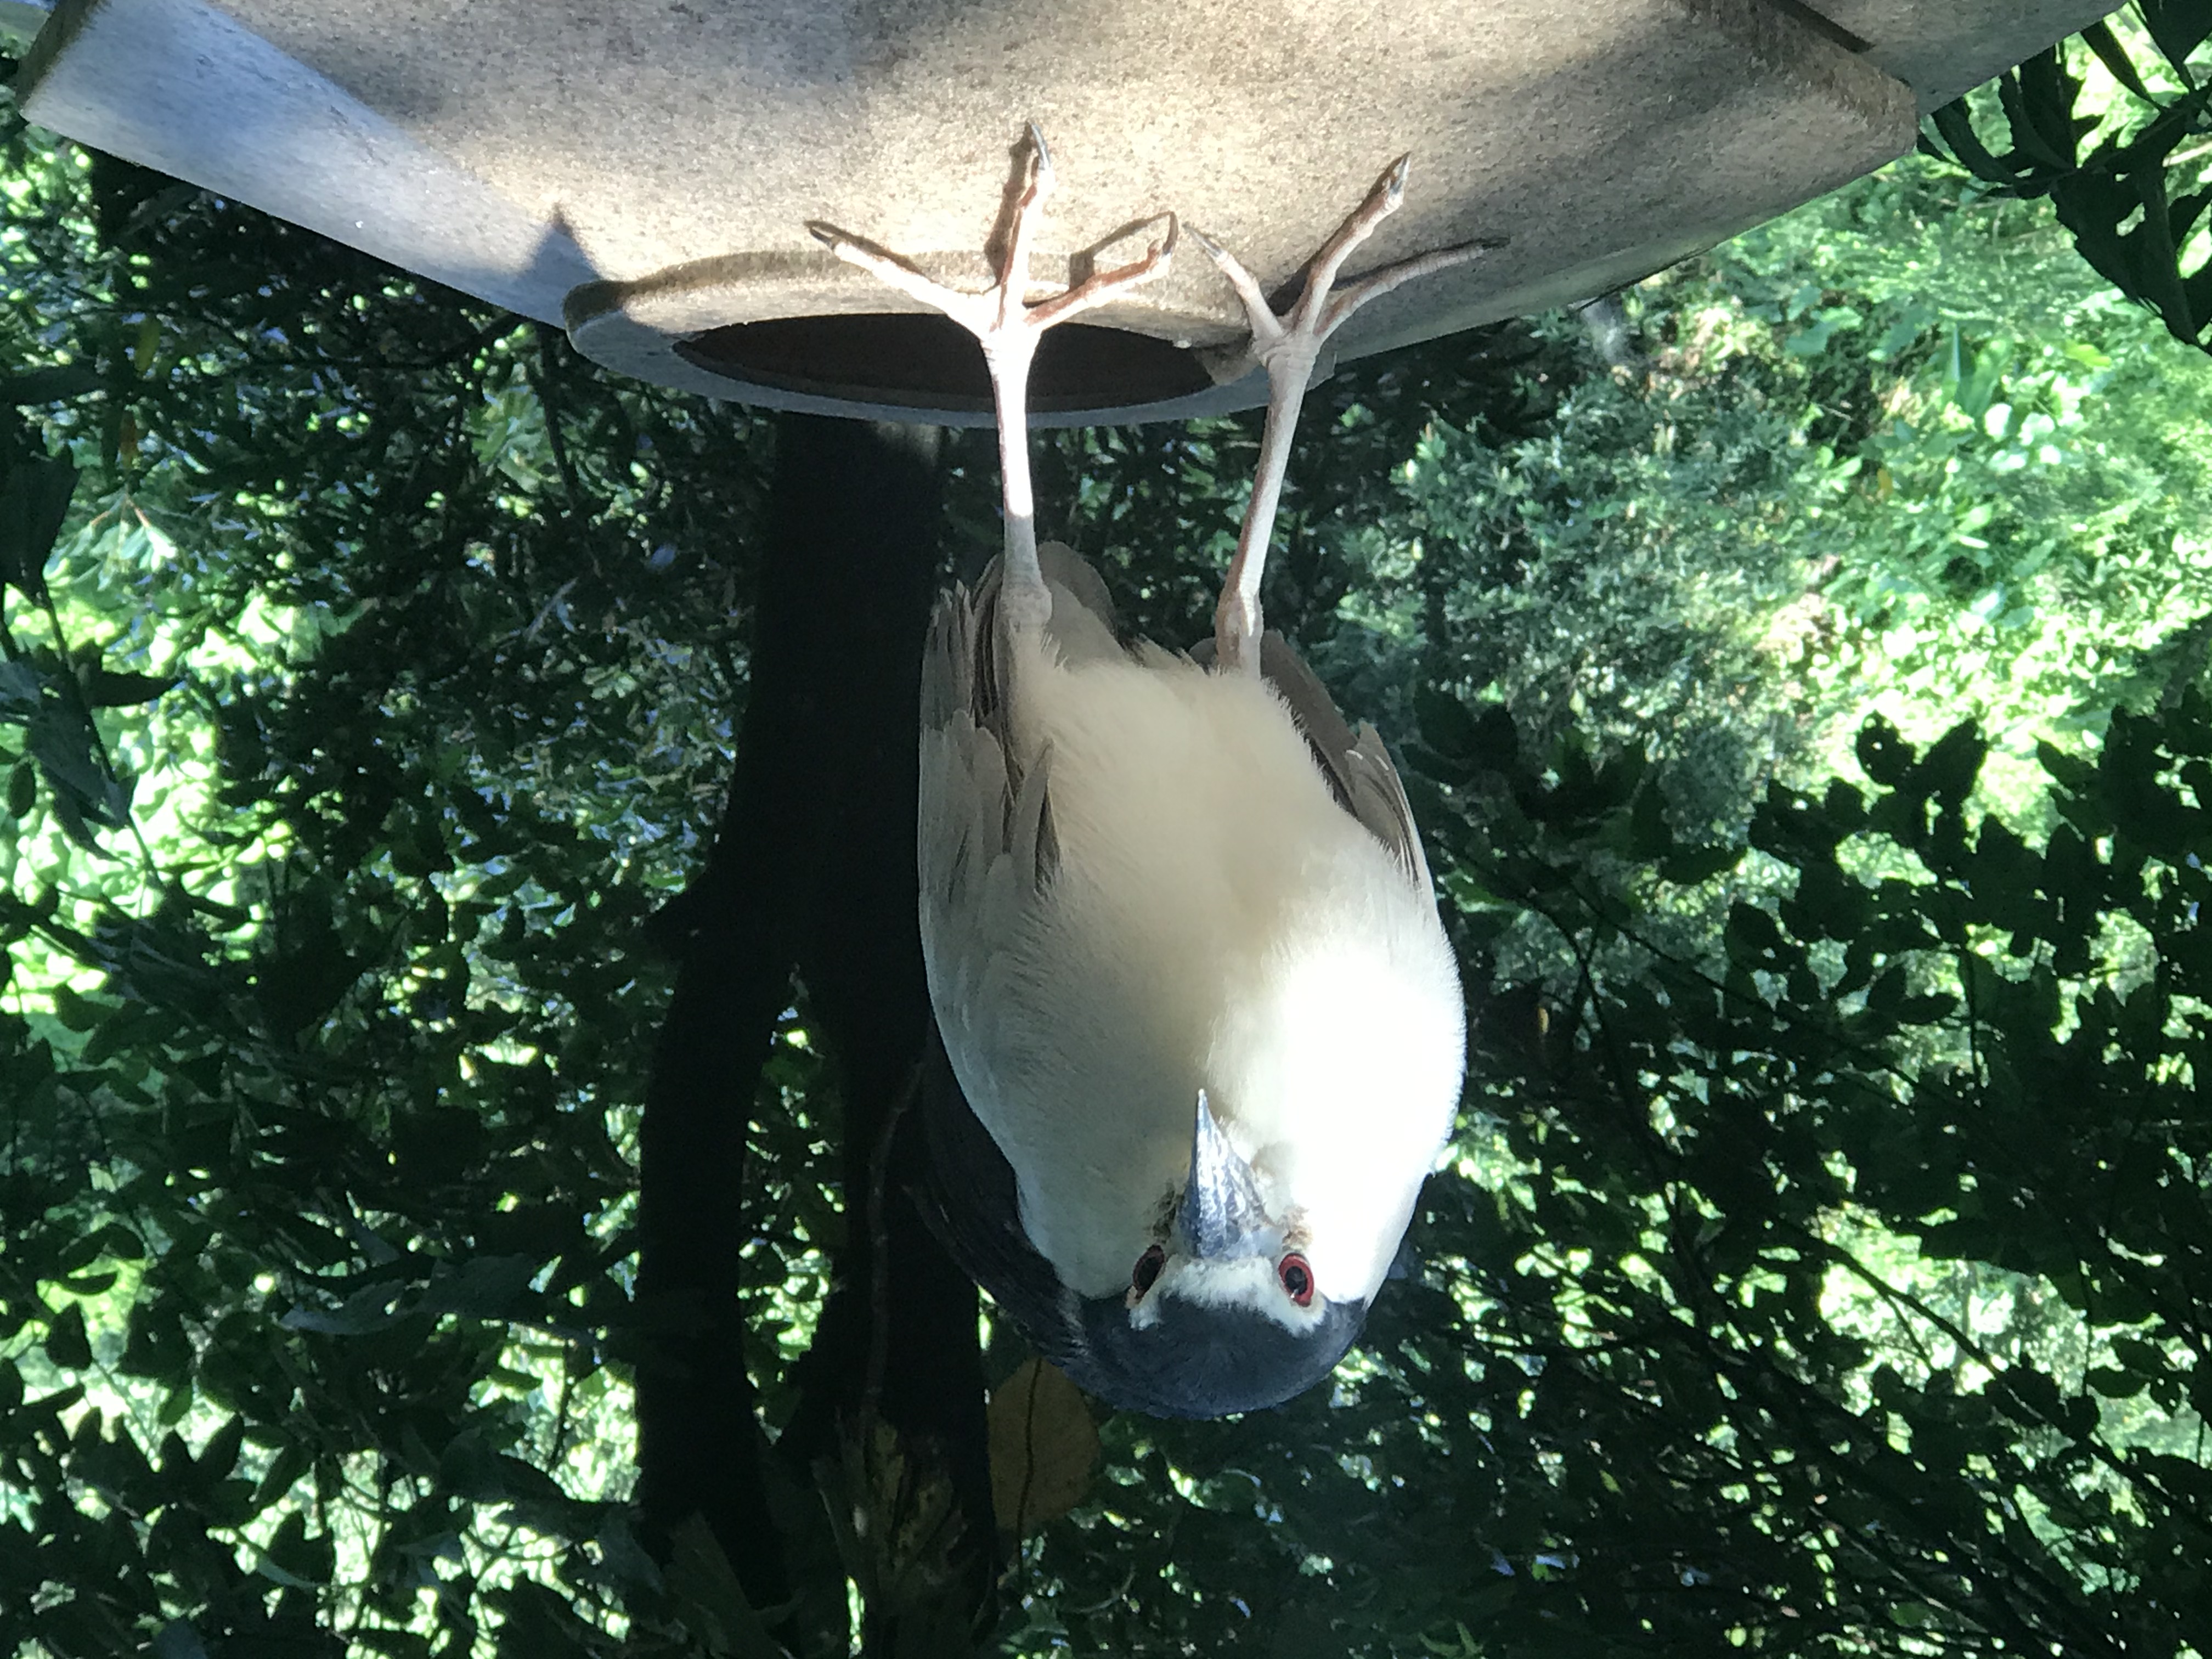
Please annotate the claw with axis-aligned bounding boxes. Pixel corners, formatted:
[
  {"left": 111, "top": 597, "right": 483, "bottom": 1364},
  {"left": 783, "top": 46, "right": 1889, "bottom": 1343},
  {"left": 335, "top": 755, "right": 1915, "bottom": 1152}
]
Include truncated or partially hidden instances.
[
  {"left": 1204, "top": 153, "right": 1505, "bottom": 675},
  {"left": 1187, "top": 224, "right": 1279, "bottom": 346},
  {"left": 806, "top": 123, "right": 1173, "bottom": 610},
  {"left": 1319, "top": 232, "right": 1507, "bottom": 336},
  {"left": 1022, "top": 120, "right": 1056, "bottom": 202},
  {"left": 1301, "top": 153, "right": 1410, "bottom": 306},
  {"left": 1028, "top": 213, "right": 1179, "bottom": 330},
  {"left": 1375, "top": 154, "right": 1410, "bottom": 215}
]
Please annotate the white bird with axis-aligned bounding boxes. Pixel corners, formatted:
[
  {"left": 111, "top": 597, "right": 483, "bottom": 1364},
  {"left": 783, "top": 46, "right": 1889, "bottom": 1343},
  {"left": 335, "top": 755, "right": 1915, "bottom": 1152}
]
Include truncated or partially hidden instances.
[{"left": 811, "top": 127, "right": 1493, "bottom": 1417}]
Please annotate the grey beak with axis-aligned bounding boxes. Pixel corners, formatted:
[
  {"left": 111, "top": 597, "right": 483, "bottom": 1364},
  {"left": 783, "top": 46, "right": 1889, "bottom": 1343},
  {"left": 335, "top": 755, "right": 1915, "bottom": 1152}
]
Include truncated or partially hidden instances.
[{"left": 1177, "top": 1092, "right": 1269, "bottom": 1260}]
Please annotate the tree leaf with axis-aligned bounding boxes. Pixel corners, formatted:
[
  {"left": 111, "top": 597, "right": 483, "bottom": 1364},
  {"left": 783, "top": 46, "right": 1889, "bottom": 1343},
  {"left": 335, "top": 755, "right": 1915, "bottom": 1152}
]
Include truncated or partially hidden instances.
[
  {"left": 0, "top": 363, "right": 105, "bottom": 406},
  {"left": 2138, "top": 0, "right": 2212, "bottom": 67},
  {"left": 0, "top": 659, "right": 38, "bottom": 715},
  {"left": 1857, "top": 718, "right": 1916, "bottom": 788},
  {"left": 664, "top": 1514, "right": 794, "bottom": 1659},
  {"left": 1916, "top": 723, "right": 1988, "bottom": 809},
  {"left": 44, "top": 1302, "right": 92, "bottom": 1369},
  {"left": 0, "top": 455, "right": 78, "bottom": 603},
  {"left": 1927, "top": 100, "right": 2022, "bottom": 189},
  {"left": 280, "top": 1281, "right": 405, "bottom": 1336},
  {"left": 27, "top": 705, "right": 131, "bottom": 827},
  {"left": 1413, "top": 683, "right": 1477, "bottom": 763},
  {"left": 2078, "top": 22, "right": 2153, "bottom": 101},
  {"left": 1657, "top": 842, "right": 1743, "bottom": 885},
  {"left": 988, "top": 1357, "right": 1098, "bottom": 1533},
  {"left": 1628, "top": 782, "right": 1674, "bottom": 859},
  {"left": 83, "top": 668, "right": 179, "bottom": 707},
  {"left": 416, "top": 1254, "right": 538, "bottom": 1319}
]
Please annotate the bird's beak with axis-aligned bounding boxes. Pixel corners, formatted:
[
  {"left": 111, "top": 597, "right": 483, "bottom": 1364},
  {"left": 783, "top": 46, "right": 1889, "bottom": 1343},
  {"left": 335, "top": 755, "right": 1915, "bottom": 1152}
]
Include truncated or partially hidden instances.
[{"left": 1176, "top": 1092, "right": 1271, "bottom": 1260}]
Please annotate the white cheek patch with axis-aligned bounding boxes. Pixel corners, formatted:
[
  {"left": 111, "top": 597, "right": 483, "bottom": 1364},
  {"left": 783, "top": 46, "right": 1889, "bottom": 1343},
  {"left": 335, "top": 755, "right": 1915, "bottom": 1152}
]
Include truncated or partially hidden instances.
[{"left": 1127, "top": 1254, "right": 1331, "bottom": 1334}]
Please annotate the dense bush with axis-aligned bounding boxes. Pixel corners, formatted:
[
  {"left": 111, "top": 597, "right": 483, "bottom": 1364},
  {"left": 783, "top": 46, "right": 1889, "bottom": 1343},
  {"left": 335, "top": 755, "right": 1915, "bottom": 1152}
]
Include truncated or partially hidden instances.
[{"left": 3, "top": 10, "right": 2211, "bottom": 1656}]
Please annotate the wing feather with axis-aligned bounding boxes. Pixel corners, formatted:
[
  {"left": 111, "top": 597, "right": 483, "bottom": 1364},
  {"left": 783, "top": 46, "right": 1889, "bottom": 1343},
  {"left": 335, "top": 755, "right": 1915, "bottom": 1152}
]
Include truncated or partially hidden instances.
[
  {"left": 1188, "top": 630, "right": 1432, "bottom": 892},
  {"left": 916, "top": 544, "right": 1128, "bottom": 1293},
  {"left": 913, "top": 1037, "right": 1081, "bottom": 1357}
]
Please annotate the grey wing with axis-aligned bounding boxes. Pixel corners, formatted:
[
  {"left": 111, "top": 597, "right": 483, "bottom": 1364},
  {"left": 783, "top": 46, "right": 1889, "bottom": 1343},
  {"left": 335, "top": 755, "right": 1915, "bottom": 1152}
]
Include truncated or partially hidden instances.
[
  {"left": 918, "top": 549, "right": 1136, "bottom": 1354},
  {"left": 918, "top": 567, "right": 1023, "bottom": 1073},
  {"left": 913, "top": 1034, "right": 1084, "bottom": 1360},
  {"left": 919, "top": 541, "right": 1127, "bottom": 964},
  {"left": 918, "top": 565, "right": 1056, "bottom": 985},
  {"left": 1190, "top": 629, "right": 1434, "bottom": 894}
]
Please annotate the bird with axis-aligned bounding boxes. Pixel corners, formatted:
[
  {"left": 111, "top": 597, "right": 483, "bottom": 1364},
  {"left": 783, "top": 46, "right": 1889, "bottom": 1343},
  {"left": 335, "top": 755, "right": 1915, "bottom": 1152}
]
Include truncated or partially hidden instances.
[{"left": 810, "top": 126, "right": 1496, "bottom": 1418}]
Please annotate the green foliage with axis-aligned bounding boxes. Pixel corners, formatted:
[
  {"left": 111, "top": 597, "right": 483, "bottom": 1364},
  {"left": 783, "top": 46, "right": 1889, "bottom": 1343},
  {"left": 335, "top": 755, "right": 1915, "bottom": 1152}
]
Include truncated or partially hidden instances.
[
  {"left": 1396, "top": 689, "right": 2212, "bottom": 1656},
  {"left": 1922, "top": 8, "right": 2212, "bottom": 356},
  {"left": 1390, "top": 150, "right": 2212, "bottom": 840},
  {"left": 5, "top": 13, "right": 2212, "bottom": 1659},
  {"left": 974, "top": 691, "right": 2212, "bottom": 1658},
  {"left": 0, "top": 92, "right": 821, "bottom": 1658}
]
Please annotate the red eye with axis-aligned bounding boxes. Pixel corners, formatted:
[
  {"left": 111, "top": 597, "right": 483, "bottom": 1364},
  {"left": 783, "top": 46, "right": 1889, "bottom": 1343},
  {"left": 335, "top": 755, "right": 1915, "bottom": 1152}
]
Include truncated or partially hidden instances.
[
  {"left": 1132, "top": 1245, "right": 1166, "bottom": 1295},
  {"left": 1278, "top": 1254, "right": 1314, "bottom": 1307}
]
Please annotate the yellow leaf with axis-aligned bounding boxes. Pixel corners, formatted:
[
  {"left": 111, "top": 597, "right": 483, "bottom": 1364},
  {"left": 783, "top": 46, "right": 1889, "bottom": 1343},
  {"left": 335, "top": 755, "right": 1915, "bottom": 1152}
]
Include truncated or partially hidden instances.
[{"left": 987, "top": 1358, "right": 1097, "bottom": 1534}]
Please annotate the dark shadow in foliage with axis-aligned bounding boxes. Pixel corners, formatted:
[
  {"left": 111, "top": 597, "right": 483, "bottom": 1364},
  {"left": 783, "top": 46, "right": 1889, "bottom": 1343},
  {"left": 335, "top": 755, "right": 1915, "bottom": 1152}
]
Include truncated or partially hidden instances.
[
  {"left": 636, "top": 415, "right": 996, "bottom": 1656},
  {"left": 1384, "top": 673, "right": 2212, "bottom": 1658}
]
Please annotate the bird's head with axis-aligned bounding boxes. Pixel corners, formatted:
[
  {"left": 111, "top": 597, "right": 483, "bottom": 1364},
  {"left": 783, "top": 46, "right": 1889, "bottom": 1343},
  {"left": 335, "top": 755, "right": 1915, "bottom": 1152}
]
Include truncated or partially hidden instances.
[{"left": 1059, "top": 1092, "right": 1370, "bottom": 1418}]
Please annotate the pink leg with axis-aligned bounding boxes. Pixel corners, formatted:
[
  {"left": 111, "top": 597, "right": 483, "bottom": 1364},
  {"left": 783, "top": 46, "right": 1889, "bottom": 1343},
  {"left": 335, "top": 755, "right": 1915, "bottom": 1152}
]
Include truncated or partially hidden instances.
[
  {"left": 810, "top": 126, "right": 1176, "bottom": 631},
  {"left": 1195, "top": 156, "right": 1504, "bottom": 673}
]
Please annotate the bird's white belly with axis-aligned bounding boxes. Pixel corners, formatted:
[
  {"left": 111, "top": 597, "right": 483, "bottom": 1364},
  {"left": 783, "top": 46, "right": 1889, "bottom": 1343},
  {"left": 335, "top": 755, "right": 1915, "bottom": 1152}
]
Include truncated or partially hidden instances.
[{"left": 925, "top": 640, "right": 1464, "bottom": 1301}]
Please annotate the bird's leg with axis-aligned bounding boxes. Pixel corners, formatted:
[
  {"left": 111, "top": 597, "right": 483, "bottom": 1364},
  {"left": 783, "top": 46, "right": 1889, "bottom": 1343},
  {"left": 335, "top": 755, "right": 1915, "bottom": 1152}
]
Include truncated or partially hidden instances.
[
  {"left": 810, "top": 125, "right": 1176, "bottom": 630},
  {"left": 1194, "top": 157, "right": 1504, "bottom": 674}
]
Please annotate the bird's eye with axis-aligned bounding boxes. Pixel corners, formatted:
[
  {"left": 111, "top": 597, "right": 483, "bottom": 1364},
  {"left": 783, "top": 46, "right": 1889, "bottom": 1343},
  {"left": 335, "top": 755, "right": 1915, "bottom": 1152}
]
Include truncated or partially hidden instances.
[
  {"left": 1132, "top": 1244, "right": 1166, "bottom": 1296},
  {"left": 1278, "top": 1253, "right": 1314, "bottom": 1307}
]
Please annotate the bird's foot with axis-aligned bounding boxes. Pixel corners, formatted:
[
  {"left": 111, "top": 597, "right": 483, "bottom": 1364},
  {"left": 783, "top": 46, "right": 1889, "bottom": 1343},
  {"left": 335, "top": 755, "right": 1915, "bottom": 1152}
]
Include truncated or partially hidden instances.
[
  {"left": 806, "top": 124, "right": 1175, "bottom": 606},
  {"left": 808, "top": 123, "right": 1177, "bottom": 377},
  {"left": 1192, "top": 155, "right": 1502, "bottom": 391},
  {"left": 1194, "top": 157, "right": 1503, "bottom": 671}
]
